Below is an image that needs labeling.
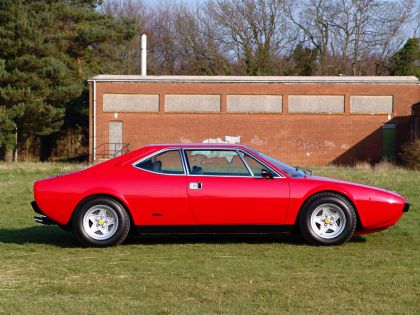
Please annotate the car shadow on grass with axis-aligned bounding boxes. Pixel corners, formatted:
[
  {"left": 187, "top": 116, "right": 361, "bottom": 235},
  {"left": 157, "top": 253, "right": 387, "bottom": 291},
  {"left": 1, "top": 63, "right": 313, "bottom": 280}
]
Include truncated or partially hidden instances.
[
  {"left": 0, "top": 226, "right": 79, "bottom": 247},
  {"left": 126, "top": 234, "right": 366, "bottom": 245},
  {"left": 0, "top": 226, "right": 366, "bottom": 247},
  {"left": 125, "top": 233, "right": 308, "bottom": 246}
]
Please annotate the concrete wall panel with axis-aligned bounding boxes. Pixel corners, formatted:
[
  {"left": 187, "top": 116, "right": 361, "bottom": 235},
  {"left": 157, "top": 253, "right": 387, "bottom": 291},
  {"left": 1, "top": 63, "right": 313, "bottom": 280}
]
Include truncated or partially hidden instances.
[
  {"left": 227, "top": 95, "right": 282, "bottom": 113},
  {"left": 350, "top": 95, "right": 393, "bottom": 113},
  {"left": 289, "top": 95, "right": 344, "bottom": 113},
  {"left": 103, "top": 94, "right": 159, "bottom": 112},
  {"left": 165, "top": 94, "right": 220, "bottom": 112}
]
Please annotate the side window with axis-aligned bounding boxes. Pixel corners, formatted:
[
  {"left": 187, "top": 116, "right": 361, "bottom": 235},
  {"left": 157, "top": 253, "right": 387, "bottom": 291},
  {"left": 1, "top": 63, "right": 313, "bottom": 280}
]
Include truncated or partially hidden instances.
[
  {"left": 135, "top": 150, "right": 184, "bottom": 174},
  {"left": 241, "top": 152, "right": 273, "bottom": 177},
  {"left": 185, "top": 150, "right": 251, "bottom": 176}
]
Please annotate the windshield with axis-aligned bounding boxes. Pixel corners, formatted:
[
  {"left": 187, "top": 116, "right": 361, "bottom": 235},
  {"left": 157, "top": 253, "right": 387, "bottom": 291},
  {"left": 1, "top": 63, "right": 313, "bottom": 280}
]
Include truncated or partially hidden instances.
[{"left": 247, "top": 147, "right": 307, "bottom": 178}]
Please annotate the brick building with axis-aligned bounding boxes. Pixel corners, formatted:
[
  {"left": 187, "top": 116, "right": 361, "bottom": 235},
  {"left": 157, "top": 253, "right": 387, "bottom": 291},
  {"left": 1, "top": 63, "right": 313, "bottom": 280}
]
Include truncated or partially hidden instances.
[
  {"left": 412, "top": 103, "right": 420, "bottom": 139},
  {"left": 88, "top": 75, "right": 420, "bottom": 165}
]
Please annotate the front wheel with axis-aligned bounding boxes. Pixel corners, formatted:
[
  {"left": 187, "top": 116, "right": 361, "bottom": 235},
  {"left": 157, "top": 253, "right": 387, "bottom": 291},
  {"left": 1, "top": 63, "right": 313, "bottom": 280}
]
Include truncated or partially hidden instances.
[
  {"left": 299, "top": 193, "right": 357, "bottom": 245},
  {"left": 72, "top": 197, "right": 130, "bottom": 247}
]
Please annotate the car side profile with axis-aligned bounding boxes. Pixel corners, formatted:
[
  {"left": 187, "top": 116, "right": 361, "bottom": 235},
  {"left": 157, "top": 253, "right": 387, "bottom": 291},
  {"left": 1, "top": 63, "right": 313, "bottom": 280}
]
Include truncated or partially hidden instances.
[{"left": 32, "top": 144, "right": 409, "bottom": 247}]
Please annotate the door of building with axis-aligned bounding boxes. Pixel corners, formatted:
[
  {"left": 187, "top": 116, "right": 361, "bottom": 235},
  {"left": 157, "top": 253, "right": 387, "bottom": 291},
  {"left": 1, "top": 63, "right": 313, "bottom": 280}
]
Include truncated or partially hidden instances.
[
  {"left": 109, "top": 121, "right": 122, "bottom": 158},
  {"left": 382, "top": 124, "right": 396, "bottom": 161}
]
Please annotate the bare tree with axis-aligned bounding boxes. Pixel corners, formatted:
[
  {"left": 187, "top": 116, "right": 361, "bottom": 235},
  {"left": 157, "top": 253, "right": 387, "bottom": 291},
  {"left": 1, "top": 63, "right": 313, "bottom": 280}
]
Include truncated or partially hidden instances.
[
  {"left": 203, "top": 0, "right": 297, "bottom": 75},
  {"left": 288, "top": 0, "right": 415, "bottom": 75},
  {"left": 286, "top": 0, "right": 335, "bottom": 74},
  {"left": 101, "top": 0, "right": 417, "bottom": 76},
  {"left": 174, "top": 6, "right": 232, "bottom": 74},
  {"left": 345, "top": 0, "right": 414, "bottom": 75},
  {"left": 101, "top": 0, "right": 148, "bottom": 74},
  {"left": 102, "top": 0, "right": 232, "bottom": 75}
]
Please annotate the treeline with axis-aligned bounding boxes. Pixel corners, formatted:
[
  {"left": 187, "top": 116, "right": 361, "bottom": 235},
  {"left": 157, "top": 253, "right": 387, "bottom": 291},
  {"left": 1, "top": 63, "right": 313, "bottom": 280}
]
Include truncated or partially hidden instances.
[{"left": 0, "top": 0, "right": 419, "bottom": 162}]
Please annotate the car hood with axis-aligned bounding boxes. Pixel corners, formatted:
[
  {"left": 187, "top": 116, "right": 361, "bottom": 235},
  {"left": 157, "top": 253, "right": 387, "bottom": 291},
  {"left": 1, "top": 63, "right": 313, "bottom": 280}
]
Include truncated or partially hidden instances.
[{"left": 306, "top": 175, "right": 398, "bottom": 195}]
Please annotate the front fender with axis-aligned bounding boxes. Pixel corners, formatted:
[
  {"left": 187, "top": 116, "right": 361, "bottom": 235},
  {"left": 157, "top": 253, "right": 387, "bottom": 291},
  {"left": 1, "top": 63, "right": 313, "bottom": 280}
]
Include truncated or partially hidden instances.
[{"left": 285, "top": 180, "right": 358, "bottom": 225}]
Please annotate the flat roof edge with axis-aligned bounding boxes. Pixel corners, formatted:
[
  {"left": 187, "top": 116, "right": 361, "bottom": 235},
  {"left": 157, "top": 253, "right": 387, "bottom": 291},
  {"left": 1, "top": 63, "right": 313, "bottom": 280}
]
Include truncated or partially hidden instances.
[{"left": 88, "top": 75, "right": 420, "bottom": 85}]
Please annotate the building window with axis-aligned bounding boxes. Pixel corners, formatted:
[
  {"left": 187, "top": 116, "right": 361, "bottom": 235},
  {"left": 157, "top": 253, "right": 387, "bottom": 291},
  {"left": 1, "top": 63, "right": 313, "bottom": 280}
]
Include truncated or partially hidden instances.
[
  {"left": 288, "top": 95, "right": 345, "bottom": 113},
  {"left": 165, "top": 95, "right": 221, "bottom": 112},
  {"left": 227, "top": 95, "right": 282, "bottom": 113},
  {"left": 350, "top": 96, "right": 393, "bottom": 114},
  {"left": 103, "top": 94, "right": 159, "bottom": 112}
]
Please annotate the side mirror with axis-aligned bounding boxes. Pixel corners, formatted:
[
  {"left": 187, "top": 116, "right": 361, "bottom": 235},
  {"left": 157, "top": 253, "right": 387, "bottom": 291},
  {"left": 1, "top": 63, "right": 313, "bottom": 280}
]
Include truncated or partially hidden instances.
[{"left": 261, "top": 170, "right": 274, "bottom": 180}]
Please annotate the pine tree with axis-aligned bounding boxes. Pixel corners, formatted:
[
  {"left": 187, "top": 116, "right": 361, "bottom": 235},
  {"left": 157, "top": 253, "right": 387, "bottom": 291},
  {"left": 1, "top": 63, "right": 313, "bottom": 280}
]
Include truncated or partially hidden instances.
[
  {"left": 389, "top": 38, "right": 420, "bottom": 77},
  {"left": 286, "top": 44, "right": 318, "bottom": 76},
  {"left": 0, "top": 0, "right": 137, "bottom": 160}
]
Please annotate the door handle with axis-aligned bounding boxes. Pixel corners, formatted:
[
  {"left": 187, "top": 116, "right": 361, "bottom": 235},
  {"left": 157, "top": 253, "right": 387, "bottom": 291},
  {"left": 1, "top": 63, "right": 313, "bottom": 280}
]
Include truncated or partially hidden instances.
[{"left": 189, "top": 182, "right": 203, "bottom": 189}]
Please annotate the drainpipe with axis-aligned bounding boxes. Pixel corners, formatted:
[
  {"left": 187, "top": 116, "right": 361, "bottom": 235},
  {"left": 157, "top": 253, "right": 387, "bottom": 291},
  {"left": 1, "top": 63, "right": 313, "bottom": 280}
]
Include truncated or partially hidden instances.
[
  {"left": 141, "top": 34, "right": 147, "bottom": 76},
  {"left": 93, "top": 80, "right": 97, "bottom": 161}
]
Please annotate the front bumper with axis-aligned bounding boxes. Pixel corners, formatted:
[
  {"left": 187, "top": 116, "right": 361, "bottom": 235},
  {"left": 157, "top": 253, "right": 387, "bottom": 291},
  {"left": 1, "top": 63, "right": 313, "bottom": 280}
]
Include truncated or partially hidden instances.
[
  {"left": 403, "top": 201, "right": 410, "bottom": 212},
  {"left": 31, "top": 201, "right": 56, "bottom": 225}
]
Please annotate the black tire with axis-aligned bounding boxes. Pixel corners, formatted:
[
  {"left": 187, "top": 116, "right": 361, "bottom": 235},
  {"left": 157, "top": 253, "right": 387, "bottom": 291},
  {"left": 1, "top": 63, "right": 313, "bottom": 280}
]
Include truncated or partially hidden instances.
[
  {"left": 299, "top": 192, "right": 357, "bottom": 246},
  {"left": 72, "top": 197, "right": 130, "bottom": 247}
]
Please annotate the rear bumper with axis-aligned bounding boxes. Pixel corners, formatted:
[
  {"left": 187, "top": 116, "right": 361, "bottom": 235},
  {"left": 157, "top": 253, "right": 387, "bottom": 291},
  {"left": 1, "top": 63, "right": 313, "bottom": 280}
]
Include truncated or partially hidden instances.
[{"left": 31, "top": 201, "right": 56, "bottom": 225}]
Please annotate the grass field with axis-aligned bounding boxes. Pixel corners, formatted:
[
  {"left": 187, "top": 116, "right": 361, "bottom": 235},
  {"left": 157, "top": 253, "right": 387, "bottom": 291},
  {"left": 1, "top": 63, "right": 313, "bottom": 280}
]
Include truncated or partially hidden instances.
[{"left": 0, "top": 162, "right": 419, "bottom": 314}]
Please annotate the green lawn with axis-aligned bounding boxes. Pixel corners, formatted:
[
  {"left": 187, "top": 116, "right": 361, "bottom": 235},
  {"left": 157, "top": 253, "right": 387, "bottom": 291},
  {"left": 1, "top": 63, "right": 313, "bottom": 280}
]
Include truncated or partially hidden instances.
[{"left": 0, "top": 163, "right": 419, "bottom": 314}]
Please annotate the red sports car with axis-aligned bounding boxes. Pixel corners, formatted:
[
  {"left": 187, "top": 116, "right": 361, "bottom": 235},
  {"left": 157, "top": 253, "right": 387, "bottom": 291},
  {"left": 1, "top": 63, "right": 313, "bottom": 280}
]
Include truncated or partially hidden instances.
[{"left": 32, "top": 144, "right": 409, "bottom": 247}]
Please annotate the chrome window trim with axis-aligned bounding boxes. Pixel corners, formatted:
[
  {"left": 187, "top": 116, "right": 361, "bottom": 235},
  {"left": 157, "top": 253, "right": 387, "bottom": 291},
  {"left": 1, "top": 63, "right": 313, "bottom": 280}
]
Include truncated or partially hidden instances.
[
  {"left": 182, "top": 148, "right": 252, "bottom": 177},
  {"left": 186, "top": 174, "right": 257, "bottom": 178},
  {"left": 131, "top": 148, "right": 186, "bottom": 176},
  {"left": 131, "top": 146, "right": 285, "bottom": 179},
  {"left": 181, "top": 148, "right": 284, "bottom": 179},
  {"left": 180, "top": 148, "right": 189, "bottom": 175},
  {"left": 238, "top": 149, "right": 284, "bottom": 178},
  {"left": 236, "top": 149, "right": 254, "bottom": 176}
]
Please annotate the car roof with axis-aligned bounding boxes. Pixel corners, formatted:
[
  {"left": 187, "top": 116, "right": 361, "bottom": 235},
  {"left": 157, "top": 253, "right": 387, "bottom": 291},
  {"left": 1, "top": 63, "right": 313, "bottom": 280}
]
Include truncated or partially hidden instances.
[
  {"left": 145, "top": 143, "right": 248, "bottom": 149},
  {"left": 97, "top": 143, "right": 253, "bottom": 168}
]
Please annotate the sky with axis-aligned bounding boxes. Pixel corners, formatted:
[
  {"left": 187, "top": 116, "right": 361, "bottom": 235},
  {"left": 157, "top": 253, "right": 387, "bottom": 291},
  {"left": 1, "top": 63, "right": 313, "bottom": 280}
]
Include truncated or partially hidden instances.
[{"left": 148, "top": 0, "right": 202, "bottom": 8}]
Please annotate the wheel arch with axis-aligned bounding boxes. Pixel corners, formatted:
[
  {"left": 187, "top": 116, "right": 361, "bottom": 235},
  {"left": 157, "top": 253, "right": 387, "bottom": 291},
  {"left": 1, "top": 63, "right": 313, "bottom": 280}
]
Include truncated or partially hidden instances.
[
  {"left": 295, "top": 190, "right": 363, "bottom": 231},
  {"left": 67, "top": 193, "right": 134, "bottom": 229}
]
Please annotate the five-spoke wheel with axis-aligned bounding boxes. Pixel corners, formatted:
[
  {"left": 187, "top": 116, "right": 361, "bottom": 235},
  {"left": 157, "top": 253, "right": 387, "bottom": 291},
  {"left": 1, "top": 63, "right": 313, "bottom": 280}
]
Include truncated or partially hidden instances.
[
  {"left": 82, "top": 205, "right": 119, "bottom": 241},
  {"left": 299, "top": 193, "right": 356, "bottom": 245},
  {"left": 310, "top": 204, "right": 346, "bottom": 239},
  {"left": 72, "top": 197, "right": 130, "bottom": 247}
]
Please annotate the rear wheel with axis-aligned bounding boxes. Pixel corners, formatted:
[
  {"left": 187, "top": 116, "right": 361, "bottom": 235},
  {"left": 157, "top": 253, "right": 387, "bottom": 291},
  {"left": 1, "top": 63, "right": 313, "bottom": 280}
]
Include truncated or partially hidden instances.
[
  {"left": 299, "top": 193, "right": 356, "bottom": 245},
  {"left": 72, "top": 197, "right": 130, "bottom": 247}
]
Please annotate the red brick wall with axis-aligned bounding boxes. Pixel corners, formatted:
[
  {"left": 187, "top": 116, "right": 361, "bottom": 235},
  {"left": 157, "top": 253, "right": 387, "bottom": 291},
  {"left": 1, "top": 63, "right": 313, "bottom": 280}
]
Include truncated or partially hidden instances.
[
  {"left": 90, "top": 81, "right": 420, "bottom": 165},
  {"left": 412, "top": 104, "right": 420, "bottom": 139}
]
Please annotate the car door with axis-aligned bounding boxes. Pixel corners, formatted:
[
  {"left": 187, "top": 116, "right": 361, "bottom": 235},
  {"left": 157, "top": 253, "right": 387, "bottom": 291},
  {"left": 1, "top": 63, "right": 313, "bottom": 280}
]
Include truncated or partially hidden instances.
[
  {"left": 126, "top": 149, "right": 194, "bottom": 226},
  {"left": 184, "top": 149, "right": 290, "bottom": 225}
]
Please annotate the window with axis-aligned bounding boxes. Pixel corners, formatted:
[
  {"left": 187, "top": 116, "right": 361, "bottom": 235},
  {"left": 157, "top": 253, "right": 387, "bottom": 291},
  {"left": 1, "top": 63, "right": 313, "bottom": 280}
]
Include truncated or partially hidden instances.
[
  {"left": 185, "top": 150, "right": 250, "bottom": 176},
  {"left": 240, "top": 152, "right": 272, "bottom": 176},
  {"left": 135, "top": 150, "right": 184, "bottom": 174}
]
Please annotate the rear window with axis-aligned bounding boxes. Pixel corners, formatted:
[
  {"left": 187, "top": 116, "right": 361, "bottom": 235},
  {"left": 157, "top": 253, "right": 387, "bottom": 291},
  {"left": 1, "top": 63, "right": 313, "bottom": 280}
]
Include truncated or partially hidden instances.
[{"left": 135, "top": 150, "right": 184, "bottom": 174}]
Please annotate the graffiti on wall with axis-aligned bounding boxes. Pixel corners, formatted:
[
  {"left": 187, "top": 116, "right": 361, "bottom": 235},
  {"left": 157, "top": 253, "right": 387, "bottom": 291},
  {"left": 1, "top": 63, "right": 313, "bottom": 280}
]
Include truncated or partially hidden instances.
[
  {"left": 179, "top": 135, "right": 351, "bottom": 158},
  {"left": 295, "top": 137, "right": 349, "bottom": 157},
  {"left": 250, "top": 135, "right": 267, "bottom": 146},
  {"left": 202, "top": 136, "right": 241, "bottom": 144},
  {"left": 180, "top": 135, "right": 241, "bottom": 145},
  {"left": 181, "top": 135, "right": 269, "bottom": 146}
]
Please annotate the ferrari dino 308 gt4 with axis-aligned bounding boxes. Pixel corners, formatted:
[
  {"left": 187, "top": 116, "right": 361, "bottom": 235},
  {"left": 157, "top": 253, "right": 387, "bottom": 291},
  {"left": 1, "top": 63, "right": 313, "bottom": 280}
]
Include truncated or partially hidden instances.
[{"left": 32, "top": 144, "right": 409, "bottom": 246}]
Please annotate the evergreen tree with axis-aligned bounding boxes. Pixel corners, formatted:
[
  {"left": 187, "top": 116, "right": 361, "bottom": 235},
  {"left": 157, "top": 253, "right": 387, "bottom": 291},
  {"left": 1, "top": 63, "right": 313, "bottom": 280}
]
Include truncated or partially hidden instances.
[
  {"left": 0, "top": 0, "right": 137, "bottom": 160},
  {"left": 389, "top": 38, "right": 420, "bottom": 77},
  {"left": 285, "top": 44, "right": 318, "bottom": 76}
]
